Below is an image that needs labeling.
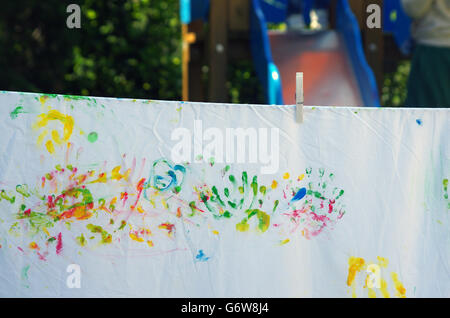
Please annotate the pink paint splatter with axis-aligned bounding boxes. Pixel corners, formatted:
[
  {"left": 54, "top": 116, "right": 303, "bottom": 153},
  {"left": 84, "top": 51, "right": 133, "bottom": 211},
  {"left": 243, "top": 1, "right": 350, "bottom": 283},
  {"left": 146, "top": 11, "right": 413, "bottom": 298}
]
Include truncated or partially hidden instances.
[{"left": 56, "top": 232, "right": 63, "bottom": 255}]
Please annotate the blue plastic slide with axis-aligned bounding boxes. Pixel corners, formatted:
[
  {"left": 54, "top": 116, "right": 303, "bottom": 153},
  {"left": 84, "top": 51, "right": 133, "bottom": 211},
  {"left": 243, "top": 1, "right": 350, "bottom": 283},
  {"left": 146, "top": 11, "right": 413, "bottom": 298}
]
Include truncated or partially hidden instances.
[{"left": 180, "top": 0, "right": 411, "bottom": 106}]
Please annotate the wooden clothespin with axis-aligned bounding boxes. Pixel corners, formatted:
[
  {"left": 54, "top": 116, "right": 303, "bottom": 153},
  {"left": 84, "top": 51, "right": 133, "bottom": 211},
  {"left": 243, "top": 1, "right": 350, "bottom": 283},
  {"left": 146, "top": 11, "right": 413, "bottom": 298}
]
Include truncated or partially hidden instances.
[{"left": 296, "top": 72, "right": 304, "bottom": 123}]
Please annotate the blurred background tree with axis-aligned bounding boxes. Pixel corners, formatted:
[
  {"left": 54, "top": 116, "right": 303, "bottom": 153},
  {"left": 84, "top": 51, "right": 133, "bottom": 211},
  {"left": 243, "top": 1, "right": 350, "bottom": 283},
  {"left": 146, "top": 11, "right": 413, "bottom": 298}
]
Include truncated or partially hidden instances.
[
  {"left": 381, "top": 60, "right": 410, "bottom": 107},
  {"left": 0, "top": 0, "right": 408, "bottom": 105},
  {"left": 0, "top": 0, "right": 181, "bottom": 100}
]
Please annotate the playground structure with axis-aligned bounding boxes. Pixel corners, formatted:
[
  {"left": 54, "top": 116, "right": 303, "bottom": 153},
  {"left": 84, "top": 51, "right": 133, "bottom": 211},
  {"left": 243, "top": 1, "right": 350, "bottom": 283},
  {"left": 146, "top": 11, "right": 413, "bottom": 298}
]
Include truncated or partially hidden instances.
[{"left": 180, "top": 0, "right": 412, "bottom": 106}]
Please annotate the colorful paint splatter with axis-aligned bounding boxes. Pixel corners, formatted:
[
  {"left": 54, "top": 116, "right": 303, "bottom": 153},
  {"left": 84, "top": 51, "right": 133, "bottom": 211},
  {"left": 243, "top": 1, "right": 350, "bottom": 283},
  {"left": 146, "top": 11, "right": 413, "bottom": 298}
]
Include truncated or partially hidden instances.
[
  {"left": 1, "top": 92, "right": 447, "bottom": 297},
  {"left": 0, "top": 94, "right": 347, "bottom": 265}
]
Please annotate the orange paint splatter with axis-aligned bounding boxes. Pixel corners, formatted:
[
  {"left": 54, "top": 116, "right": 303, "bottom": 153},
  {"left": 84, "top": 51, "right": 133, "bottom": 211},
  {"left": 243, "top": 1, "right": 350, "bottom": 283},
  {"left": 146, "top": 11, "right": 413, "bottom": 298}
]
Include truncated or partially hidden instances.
[{"left": 29, "top": 242, "right": 39, "bottom": 250}]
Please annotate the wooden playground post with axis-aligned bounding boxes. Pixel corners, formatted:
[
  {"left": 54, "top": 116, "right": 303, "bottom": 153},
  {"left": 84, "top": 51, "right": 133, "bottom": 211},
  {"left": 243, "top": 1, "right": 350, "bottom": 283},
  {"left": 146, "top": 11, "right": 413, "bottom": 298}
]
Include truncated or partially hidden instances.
[
  {"left": 182, "top": 0, "right": 251, "bottom": 103},
  {"left": 363, "top": 0, "right": 384, "bottom": 96},
  {"left": 208, "top": 0, "right": 229, "bottom": 102},
  {"left": 182, "top": 24, "right": 196, "bottom": 101}
]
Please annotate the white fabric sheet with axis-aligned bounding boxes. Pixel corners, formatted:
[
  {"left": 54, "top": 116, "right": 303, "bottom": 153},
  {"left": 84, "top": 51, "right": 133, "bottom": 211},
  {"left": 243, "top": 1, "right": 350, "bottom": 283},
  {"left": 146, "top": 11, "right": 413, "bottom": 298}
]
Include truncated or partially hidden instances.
[{"left": 0, "top": 91, "right": 448, "bottom": 297}]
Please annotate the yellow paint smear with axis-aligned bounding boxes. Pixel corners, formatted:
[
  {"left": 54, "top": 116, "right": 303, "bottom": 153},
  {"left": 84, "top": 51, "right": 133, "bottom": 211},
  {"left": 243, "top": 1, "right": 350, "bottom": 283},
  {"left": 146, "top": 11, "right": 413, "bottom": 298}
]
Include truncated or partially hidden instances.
[
  {"left": 91, "top": 172, "right": 107, "bottom": 184},
  {"left": 51, "top": 130, "right": 62, "bottom": 145},
  {"left": 129, "top": 232, "right": 144, "bottom": 242},
  {"left": 377, "top": 256, "right": 388, "bottom": 268},
  {"left": 34, "top": 109, "right": 74, "bottom": 141},
  {"left": 45, "top": 140, "right": 54, "bottom": 154},
  {"left": 368, "top": 287, "right": 377, "bottom": 298},
  {"left": 391, "top": 272, "right": 406, "bottom": 298},
  {"left": 280, "top": 239, "right": 290, "bottom": 245},
  {"left": 380, "top": 278, "right": 390, "bottom": 298},
  {"left": 37, "top": 129, "right": 48, "bottom": 145},
  {"left": 347, "top": 257, "right": 365, "bottom": 286}
]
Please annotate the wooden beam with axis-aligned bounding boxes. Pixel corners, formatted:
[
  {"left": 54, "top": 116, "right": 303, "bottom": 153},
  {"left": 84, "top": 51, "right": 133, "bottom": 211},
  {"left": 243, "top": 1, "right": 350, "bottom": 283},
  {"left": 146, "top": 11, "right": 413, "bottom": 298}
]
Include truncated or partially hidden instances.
[
  {"left": 186, "top": 21, "right": 206, "bottom": 102},
  {"left": 348, "top": 0, "right": 365, "bottom": 27},
  {"left": 182, "top": 24, "right": 190, "bottom": 101},
  {"left": 229, "top": 0, "right": 250, "bottom": 32},
  {"left": 362, "top": 0, "right": 384, "bottom": 94},
  {"left": 208, "top": 0, "right": 228, "bottom": 102}
]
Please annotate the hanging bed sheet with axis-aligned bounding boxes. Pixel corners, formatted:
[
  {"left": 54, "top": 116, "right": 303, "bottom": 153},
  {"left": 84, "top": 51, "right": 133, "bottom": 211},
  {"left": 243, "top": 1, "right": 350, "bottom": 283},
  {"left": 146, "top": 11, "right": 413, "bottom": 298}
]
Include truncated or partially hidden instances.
[{"left": 0, "top": 91, "right": 448, "bottom": 297}]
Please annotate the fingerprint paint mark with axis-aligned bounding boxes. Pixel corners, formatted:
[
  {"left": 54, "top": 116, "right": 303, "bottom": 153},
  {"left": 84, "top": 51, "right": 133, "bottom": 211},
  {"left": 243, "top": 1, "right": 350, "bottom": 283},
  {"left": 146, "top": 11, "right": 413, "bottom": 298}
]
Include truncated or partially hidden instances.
[
  {"left": 291, "top": 187, "right": 307, "bottom": 202},
  {"left": 88, "top": 132, "right": 98, "bottom": 143},
  {"left": 10, "top": 106, "right": 27, "bottom": 119},
  {"left": 195, "top": 250, "right": 210, "bottom": 262}
]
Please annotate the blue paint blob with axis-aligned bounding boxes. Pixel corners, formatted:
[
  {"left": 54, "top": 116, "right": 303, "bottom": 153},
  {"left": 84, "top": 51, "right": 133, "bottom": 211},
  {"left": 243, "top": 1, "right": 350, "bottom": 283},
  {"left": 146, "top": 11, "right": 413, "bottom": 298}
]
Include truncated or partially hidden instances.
[
  {"left": 416, "top": 119, "right": 423, "bottom": 126},
  {"left": 195, "top": 250, "right": 210, "bottom": 262},
  {"left": 291, "top": 187, "right": 307, "bottom": 202}
]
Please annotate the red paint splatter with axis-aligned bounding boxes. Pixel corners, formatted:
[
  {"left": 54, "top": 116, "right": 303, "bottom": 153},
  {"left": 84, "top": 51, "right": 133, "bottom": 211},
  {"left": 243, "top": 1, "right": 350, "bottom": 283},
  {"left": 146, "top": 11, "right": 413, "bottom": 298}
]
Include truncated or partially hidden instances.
[
  {"left": 37, "top": 252, "right": 47, "bottom": 261},
  {"left": 56, "top": 232, "right": 63, "bottom": 255},
  {"left": 120, "top": 192, "right": 129, "bottom": 206},
  {"left": 158, "top": 223, "right": 175, "bottom": 236},
  {"left": 131, "top": 178, "right": 146, "bottom": 209},
  {"left": 328, "top": 199, "right": 335, "bottom": 213}
]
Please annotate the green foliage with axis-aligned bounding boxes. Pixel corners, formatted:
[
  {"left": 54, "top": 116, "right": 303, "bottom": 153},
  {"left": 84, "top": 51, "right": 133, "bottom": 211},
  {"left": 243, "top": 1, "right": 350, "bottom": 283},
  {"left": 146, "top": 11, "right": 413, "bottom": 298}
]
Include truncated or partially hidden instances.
[
  {"left": 381, "top": 60, "right": 410, "bottom": 107},
  {"left": 267, "top": 23, "right": 287, "bottom": 31},
  {"left": 0, "top": 0, "right": 181, "bottom": 100},
  {"left": 227, "top": 60, "right": 265, "bottom": 104}
]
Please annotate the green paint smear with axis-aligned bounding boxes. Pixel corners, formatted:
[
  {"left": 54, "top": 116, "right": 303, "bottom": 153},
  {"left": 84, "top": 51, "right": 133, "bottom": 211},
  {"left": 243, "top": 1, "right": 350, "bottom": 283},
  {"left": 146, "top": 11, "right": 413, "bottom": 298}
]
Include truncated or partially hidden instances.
[
  {"left": 273, "top": 200, "right": 279, "bottom": 212},
  {"left": 21, "top": 265, "right": 30, "bottom": 288},
  {"left": 307, "top": 189, "right": 326, "bottom": 200},
  {"left": 16, "top": 184, "right": 30, "bottom": 198},
  {"left": 242, "top": 171, "right": 248, "bottom": 186},
  {"left": 87, "top": 132, "right": 98, "bottom": 143},
  {"left": 237, "top": 209, "right": 270, "bottom": 233},
  {"left": 10, "top": 106, "right": 26, "bottom": 119},
  {"left": 211, "top": 186, "right": 225, "bottom": 206},
  {"left": 86, "top": 224, "right": 112, "bottom": 244},
  {"left": 76, "top": 233, "right": 87, "bottom": 246},
  {"left": 251, "top": 176, "right": 258, "bottom": 196},
  {"left": 17, "top": 209, "right": 56, "bottom": 235},
  {"left": 246, "top": 209, "right": 270, "bottom": 233},
  {"left": 0, "top": 190, "right": 15, "bottom": 203},
  {"left": 228, "top": 201, "right": 237, "bottom": 209},
  {"left": 443, "top": 179, "right": 448, "bottom": 200},
  {"left": 259, "top": 186, "right": 267, "bottom": 196},
  {"left": 118, "top": 220, "right": 127, "bottom": 230},
  {"left": 222, "top": 211, "right": 232, "bottom": 218},
  {"left": 256, "top": 210, "right": 270, "bottom": 232}
]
